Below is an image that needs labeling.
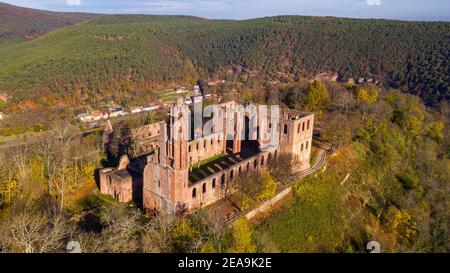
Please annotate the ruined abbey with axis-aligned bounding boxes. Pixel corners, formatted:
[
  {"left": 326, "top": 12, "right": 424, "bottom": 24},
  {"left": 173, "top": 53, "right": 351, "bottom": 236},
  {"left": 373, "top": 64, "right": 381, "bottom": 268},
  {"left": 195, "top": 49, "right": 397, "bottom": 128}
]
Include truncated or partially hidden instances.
[{"left": 99, "top": 93, "right": 314, "bottom": 214}]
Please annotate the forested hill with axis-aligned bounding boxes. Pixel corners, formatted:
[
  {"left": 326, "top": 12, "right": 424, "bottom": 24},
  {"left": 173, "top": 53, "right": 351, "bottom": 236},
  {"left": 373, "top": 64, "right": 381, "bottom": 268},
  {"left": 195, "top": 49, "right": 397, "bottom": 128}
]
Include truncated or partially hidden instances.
[
  {"left": 0, "top": 13, "right": 448, "bottom": 106},
  {"left": 0, "top": 2, "right": 97, "bottom": 47}
]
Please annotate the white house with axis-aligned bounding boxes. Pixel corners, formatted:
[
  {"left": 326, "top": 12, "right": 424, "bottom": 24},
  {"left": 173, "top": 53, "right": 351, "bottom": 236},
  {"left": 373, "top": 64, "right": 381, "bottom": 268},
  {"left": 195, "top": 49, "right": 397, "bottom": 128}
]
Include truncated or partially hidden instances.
[
  {"left": 175, "top": 87, "right": 186, "bottom": 93},
  {"left": 108, "top": 107, "right": 127, "bottom": 118},
  {"left": 78, "top": 113, "right": 92, "bottom": 123},
  {"left": 91, "top": 111, "right": 104, "bottom": 121},
  {"left": 131, "top": 107, "right": 143, "bottom": 114},
  {"left": 142, "top": 104, "right": 161, "bottom": 112}
]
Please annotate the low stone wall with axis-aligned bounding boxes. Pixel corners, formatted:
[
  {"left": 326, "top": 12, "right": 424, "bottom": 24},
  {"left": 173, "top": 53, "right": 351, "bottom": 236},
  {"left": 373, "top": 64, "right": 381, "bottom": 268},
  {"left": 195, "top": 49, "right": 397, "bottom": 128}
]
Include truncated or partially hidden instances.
[{"left": 244, "top": 187, "right": 292, "bottom": 219}]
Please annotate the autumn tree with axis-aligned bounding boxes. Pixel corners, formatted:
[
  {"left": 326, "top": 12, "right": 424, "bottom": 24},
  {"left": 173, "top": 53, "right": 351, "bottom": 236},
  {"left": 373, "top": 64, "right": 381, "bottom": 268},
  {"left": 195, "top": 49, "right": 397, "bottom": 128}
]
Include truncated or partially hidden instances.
[
  {"left": 303, "top": 81, "right": 330, "bottom": 116},
  {"left": 229, "top": 217, "right": 256, "bottom": 253}
]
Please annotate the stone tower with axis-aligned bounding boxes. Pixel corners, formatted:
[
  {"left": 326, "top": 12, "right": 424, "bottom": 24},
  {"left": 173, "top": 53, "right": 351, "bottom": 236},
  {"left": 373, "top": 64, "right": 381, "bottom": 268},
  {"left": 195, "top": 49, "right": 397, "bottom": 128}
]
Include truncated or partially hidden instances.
[
  {"left": 279, "top": 110, "right": 315, "bottom": 171},
  {"left": 143, "top": 98, "right": 191, "bottom": 214}
]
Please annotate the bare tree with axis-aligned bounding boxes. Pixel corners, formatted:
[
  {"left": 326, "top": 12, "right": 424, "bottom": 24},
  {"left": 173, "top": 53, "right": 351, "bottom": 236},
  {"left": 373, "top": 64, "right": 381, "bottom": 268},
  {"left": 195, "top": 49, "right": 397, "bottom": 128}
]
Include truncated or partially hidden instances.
[
  {"left": 0, "top": 196, "right": 69, "bottom": 253},
  {"left": 52, "top": 121, "right": 77, "bottom": 211},
  {"left": 8, "top": 143, "right": 30, "bottom": 183}
]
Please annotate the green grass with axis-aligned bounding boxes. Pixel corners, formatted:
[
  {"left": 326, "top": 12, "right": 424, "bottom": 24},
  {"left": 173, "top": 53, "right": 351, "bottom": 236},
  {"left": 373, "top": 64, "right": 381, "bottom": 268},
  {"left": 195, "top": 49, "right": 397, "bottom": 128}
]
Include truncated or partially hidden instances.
[
  {"left": 254, "top": 176, "right": 347, "bottom": 252},
  {"left": 189, "top": 153, "right": 227, "bottom": 184},
  {"left": 68, "top": 192, "right": 118, "bottom": 214}
]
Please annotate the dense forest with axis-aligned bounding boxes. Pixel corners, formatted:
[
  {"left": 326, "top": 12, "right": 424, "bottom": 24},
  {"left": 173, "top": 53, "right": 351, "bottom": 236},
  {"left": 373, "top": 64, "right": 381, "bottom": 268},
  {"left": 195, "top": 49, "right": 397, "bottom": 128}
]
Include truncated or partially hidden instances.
[
  {"left": 0, "top": 2, "right": 97, "bottom": 48},
  {"left": 0, "top": 8, "right": 448, "bottom": 109}
]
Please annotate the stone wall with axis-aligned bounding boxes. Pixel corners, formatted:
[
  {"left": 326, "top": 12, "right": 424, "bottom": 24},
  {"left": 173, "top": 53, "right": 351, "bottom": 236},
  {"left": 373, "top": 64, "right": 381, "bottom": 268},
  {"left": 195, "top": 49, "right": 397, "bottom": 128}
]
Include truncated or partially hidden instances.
[
  {"left": 187, "top": 132, "right": 226, "bottom": 166},
  {"left": 244, "top": 187, "right": 292, "bottom": 219},
  {"left": 186, "top": 149, "right": 279, "bottom": 210}
]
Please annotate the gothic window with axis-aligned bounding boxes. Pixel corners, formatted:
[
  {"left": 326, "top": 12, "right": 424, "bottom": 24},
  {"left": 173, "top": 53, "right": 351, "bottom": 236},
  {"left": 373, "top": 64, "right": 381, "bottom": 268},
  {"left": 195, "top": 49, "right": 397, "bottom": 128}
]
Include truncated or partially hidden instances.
[
  {"left": 192, "top": 188, "right": 197, "bottom": 199},
  {"left": 212, "top": 178, "right": 216, "bottom": 189},
  {"left": 202, "top": 183, "right": 207, "bottom": 194},
  {"left": 221, "top": 174, "right": 226, "bottom": 188}
]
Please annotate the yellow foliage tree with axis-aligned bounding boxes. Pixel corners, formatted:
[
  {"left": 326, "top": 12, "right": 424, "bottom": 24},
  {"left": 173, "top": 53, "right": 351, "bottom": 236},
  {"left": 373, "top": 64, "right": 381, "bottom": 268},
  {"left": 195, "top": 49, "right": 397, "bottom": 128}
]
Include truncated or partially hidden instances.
[
  {"left": 385, "top": 206, "right": 418, "bottom": 244},
  {"left": 257, "top": 170, "right": 277, "bottom": 201},
  {"left": 303, "top": 80, "right": 330, "bottom": 115},
  {"left": 355, "top": 88, "right": 379, "bottom": 104},
  {"left": 229, "top": 217, "right": 256, "bottom": 253},
  {"left": 171, "top": 221, "right": 200, "bottom": 253}
]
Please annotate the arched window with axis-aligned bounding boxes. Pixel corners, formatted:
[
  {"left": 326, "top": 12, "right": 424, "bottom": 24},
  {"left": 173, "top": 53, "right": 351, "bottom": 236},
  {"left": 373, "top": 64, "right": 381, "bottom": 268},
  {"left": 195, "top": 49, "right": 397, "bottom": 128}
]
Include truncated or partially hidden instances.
[
  {"left": 196, "top": 143, "right": 199, "bottom": 150},
  {"left": 307, "top": 120, "right": 310, "bottom": 130},
  {"left": 212, "top": 178, "right": 216, "bottom": 189},
  {"left": 302, "top": 122, "right": 305, "bottom": 131},
  {"left": 238, "top": 166, "right": 242, "bottom": 175},
  {"left": 297, "top": 124, "right": 301, "bottom": 134},
  {"left": 202, "top": 183, "right": 207, "bottom": 194},
  {"left": 261, "top": 156, "right": 265, "bottom": 166},
  {"left": 284, "top": 124, "right": 288, "bottom": 134},
  {"left": 221, "top": 174, "right": 226, "bottom": 188},
  {"left": 254, "top": 159, "right": 258, "bottom": 169},
  {"left": 246, "top": 162, "right": 250, "bottom": 171},
  {"left": 301, "top": 143, "right": 304, "bottom": 151},
  {"left": 230, "top": 170, "right": 234, "bottom": 180},
  {"left": 192, "top": 188, "right": 197, "bottom": 199},
  {"left": 306, "top": 141, "right": 309, "bottom": 149}
]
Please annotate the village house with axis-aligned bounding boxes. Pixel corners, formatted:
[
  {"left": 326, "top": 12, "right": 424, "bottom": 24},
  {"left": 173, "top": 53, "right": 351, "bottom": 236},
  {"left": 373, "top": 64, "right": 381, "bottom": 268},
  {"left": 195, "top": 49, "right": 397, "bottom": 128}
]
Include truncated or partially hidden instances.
[
  {"left": 175, "top": 87, "right": 186, "bottom": 94},
  {"left": 142, "top": 104, "right": 161, "bottom": 112},
  {"left": 131, "top": 107, "right": 144, "bottom": 114},
  {"left": 108, "top": 107, "right": 127, "bottom": 118},
  {"left": 78, "top": 112, "right": 92, "bottom": 123},
  {"left": 91, "top": 111, "right": 105, "bottom": 121}
]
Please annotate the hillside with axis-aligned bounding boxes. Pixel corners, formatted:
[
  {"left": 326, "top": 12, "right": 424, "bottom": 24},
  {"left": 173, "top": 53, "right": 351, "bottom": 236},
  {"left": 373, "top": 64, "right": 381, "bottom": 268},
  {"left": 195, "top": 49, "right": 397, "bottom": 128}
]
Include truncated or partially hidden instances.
[
  {"left": 0, "top": 2, "right": 97, "bottom": 47},
  {"left": 0, "top": 13, "right": 448, "bottom": 107}
]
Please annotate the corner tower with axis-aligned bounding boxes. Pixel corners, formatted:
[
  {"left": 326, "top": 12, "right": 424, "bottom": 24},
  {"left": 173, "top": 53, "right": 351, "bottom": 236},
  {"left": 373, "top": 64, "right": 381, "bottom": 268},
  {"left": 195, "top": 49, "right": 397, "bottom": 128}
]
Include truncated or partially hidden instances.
[{"left": 279, "top": 110, "right": 315, "bottom": 171}]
